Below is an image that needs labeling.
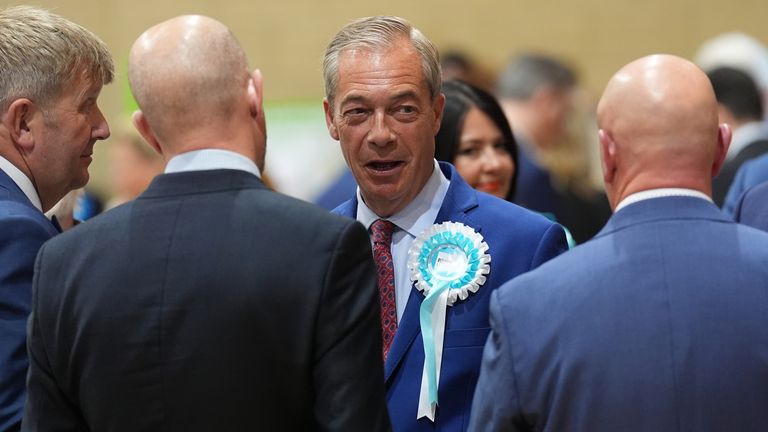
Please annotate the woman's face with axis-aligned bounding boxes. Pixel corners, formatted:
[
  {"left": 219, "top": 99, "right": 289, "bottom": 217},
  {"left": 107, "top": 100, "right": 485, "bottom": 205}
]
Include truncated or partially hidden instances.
[{"left": 453, "top": 107, "right": 515, "bottom": 199}]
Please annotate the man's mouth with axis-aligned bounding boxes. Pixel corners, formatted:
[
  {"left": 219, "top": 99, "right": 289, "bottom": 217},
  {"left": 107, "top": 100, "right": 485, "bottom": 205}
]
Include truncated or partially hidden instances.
[{"left": 367, "top": 161, "right": 404, "bottom": 172}]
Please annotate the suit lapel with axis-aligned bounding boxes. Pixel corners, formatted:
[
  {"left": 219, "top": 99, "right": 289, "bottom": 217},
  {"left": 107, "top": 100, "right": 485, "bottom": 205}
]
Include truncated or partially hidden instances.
[
  {"left": 0, "top": 168, "right": 60, "bottom": 236},
  {"left": 383, "top": 162, "right": 480, "bottom": 381}
]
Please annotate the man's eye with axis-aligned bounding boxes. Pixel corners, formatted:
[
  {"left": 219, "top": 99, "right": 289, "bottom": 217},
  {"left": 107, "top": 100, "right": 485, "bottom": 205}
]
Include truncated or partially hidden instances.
[
  {"left": 396, "top": 105, "right": 416, "bottom": 114},
  {"left": 344, "top": 108, "right": 367, "bottom": 117}
]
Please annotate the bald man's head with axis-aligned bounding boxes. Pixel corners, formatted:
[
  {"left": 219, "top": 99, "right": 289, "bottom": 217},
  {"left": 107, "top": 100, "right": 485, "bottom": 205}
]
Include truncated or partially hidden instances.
[
  {"left": 128, "top": 15, "right": 250, "bottom": 144},
  {"left": 596, "top": 54, "right": 730, "bottom": 209}
]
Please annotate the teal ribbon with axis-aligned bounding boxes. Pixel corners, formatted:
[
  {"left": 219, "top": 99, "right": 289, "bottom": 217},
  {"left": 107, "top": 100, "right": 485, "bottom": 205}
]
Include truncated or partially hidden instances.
[{"left": 419, "top": 279, "right": 452, "bottom": 407}]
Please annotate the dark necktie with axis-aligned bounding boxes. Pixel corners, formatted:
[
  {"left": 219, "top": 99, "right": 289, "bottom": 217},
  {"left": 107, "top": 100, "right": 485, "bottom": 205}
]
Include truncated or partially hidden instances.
[
  {"left": 50, "top": 215, "right": 63, "bottom": 233},
  {"left": 371, "top": 219, "right": 398, "bottom": 361}
]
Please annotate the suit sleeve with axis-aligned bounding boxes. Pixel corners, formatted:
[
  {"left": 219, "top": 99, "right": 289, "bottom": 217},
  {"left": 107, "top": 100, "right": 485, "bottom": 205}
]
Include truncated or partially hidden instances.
[
  {"left": 468, "top": 290, "right": 528, "bottom": 432},
  {"left": 530, "top": 223, "right": 569, "bottom": 269},
  {"left": 311, "top": 221, "right": 391, "bottom": 432},
  {"left": 723, "top": 165, "right": 749, "bottom": 216},
  {"left": 21, "top": 242, "right": 88, "bottom": 431},
  {"left": 0, "top": 215, "right": 52, "bottom": 431}
]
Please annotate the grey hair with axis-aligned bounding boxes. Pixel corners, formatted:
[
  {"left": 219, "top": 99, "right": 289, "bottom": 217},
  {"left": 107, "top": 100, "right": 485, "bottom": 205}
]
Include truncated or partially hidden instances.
[
  {"left": 322, "top": 16, "right": 441, "bottom": 110},
  {"left": 0, "top": 6, "right": 114, "bottom": 112},
  {"left": 496, "top": 53, "right": 575, "bottom": 100}
]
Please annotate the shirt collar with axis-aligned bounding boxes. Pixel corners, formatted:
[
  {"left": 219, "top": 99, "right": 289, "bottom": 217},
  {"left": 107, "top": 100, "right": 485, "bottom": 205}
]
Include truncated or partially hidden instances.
[
  {"left": 356, "top": 159, "right": 449, "bottom": 237},
  {"left": 0, "top": 155, "right": 42, "bottom": 212},
  {"left": 165, "top": 149, "right": 261, "bottom": 178},
  {"left": 615, "top": 188, "right": 712, "bottom": 213}
]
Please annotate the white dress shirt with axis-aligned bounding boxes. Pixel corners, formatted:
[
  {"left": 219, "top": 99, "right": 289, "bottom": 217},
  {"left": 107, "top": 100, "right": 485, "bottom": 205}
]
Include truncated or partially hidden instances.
[
  {"left": 0, "top": 155, "right": 42, "bottom": 212},
  {"left": 615, "top": 188, "right": 712, "bottom": 213},
  {"left": 356, "top": 160, "right": 450, "bottom": 322},
  {"left": 165, "top": 149, "right": 261, "bottom": 177}
]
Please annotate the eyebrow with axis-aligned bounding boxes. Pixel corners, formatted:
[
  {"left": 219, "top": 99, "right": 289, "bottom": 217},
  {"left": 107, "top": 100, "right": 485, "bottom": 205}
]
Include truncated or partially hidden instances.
[{"left": 339, "top": 90, "right": 421, "bottom": 108}]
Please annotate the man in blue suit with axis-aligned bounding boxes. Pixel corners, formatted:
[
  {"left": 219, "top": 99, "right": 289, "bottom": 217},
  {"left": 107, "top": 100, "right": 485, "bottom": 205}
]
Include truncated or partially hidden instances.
[
  {"left": 322, "top": 16, "right": 568, "bottom": 431},
  {"left": 733, "top": 180, "right": 768, "bottom": 231},
  {"left": 470, "top": 54, "right": 768, "bottom": 431},
  {"left": 723, "top": 153, "right": 768, "bottom": 215},
  {"left": 0, "top": 7, "right": 113, "bottom": 430}
]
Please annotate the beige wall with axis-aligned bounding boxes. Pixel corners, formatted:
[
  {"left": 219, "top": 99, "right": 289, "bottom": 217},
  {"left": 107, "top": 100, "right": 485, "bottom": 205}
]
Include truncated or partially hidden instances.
[
  {"left": 6, "top": 0, "right": 768, "bottom": 196},
  {"left": 12, "top": 0, "right": 768, "bottom": 106}
]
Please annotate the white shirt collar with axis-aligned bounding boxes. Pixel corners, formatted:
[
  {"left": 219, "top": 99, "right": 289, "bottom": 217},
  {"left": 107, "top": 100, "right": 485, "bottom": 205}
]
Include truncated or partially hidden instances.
[
  {"left": 0, "top": 155, "right": 42, "bottom": 212},
  {"left": 727, "top": 121, "right": 768, "bottom": 161},
  {"left": 165, "top": 149, "right": 261, "bottom": 178},
  {"left": 356, "top": 159, "right": 449, "bottom": 236},
  {"left": 615, "top": 188, "right": 712, "bottom": 213}
]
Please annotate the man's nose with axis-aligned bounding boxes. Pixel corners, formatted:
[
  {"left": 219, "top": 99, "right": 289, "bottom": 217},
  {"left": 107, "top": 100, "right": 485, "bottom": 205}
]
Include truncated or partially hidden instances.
[{"left": 367, "top": 112, "right": 395, "bottom": 147}]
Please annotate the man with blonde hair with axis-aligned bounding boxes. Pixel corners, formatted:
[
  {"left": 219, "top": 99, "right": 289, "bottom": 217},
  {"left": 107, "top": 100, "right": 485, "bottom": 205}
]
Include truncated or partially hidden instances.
[
  {"left": 23, "top": 14, "right": 389, "bottom": 431},
  {"left": 323, "top": 16, "right": 567, "bottom": 430},
  {"left": 0, "top": 6, "right": 113, "bottom": 430},
  {"left": 470, "top": 54, "right": 768, "bottom": 431}
]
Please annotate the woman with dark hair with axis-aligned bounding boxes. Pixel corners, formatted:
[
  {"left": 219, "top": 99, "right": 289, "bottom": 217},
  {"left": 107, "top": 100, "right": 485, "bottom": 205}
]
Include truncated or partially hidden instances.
[
  {"left": 436, "top": 79, "right": 575, "bottom": 246},
  {"left": 435, "top": 79, "right": 518, "bottom": 201}
]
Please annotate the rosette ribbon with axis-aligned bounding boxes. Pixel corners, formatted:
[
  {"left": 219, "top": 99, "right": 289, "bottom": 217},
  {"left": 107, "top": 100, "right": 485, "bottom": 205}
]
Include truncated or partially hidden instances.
[{"left": 407, "top": 222, "right": 491, "bottom": 421}]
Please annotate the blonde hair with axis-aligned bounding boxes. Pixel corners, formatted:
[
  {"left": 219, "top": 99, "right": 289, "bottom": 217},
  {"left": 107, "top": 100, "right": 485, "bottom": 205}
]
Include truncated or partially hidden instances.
[
  {"left": 0, "top": 6, "right": 114, "bottom": 112},
  {"left": 322, "top": 16, "right": 441, "bottom": 109}
]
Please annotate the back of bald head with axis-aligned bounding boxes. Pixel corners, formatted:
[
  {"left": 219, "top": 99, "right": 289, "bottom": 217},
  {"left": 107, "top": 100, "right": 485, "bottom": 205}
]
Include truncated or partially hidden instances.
[
  {"left": 128, "top": 15, "right": 249, "bottom": 143},
  {"left": 597, "top": 55, "right": 726, "bottom": 198}
]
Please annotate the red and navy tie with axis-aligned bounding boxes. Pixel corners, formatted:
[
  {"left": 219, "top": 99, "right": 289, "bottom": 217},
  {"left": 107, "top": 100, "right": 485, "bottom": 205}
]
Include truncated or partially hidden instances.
[{"left": 371, "top": 219, "right": 398, "bottom": 361}]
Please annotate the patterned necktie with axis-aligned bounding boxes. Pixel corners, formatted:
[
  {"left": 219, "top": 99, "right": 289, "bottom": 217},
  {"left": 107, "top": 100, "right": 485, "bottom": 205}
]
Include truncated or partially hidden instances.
[{"left": 370, "top": 219, "right": 398, "bottom": 361}]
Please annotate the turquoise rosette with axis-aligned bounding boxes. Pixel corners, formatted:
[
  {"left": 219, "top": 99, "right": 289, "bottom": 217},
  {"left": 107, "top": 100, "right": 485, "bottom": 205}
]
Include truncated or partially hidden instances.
[
  {"left": 407, "top": 221, "right": 491, "bottom": 421},
  {"left": 408, "top": 221, "right": 491, "bottom": 305}
]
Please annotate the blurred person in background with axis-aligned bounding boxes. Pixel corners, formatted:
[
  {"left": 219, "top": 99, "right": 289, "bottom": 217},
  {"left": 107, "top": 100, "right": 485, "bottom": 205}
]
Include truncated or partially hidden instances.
[
  {"left": 724, "top": 153, "right": 768, "bottom": 214},
  {"left": 106, "top": 127, "right": 164, "bottom": 208},
  {"left": 707, "top": 67, "right": 768, "bottom": 206},
  {"left": 733, "top": 180, "right": 768, "bottom": 231},
  {"left": 440, "top": 51, "right": 494, "bottom": 91},
  {"left": 435, "top": 79, "right": 518, "bottom": 201},
  {"left": 0, "top": 6, "right": 113, "bottom": 430},
  {"left": 496, "top": 53, "right": 609, "bottom": 243},
  {"left": 496, "top": 53, "right": 573, "bottom": 213},
  {"left": 435, "top": 79, "right": 575, "bottom": 246},
  {"left": 695, "top": 32, "right": 768, "bottom": 117}
]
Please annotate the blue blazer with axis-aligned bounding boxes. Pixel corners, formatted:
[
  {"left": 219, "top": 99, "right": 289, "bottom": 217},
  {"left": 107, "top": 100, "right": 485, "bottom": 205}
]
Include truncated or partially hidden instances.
[
  {"left": 724, "top": 154, "right": 768, "bottom": 216},
  {"left": 334, "top": 162, "right": 567, "bottom": 431},
  {"left": 470, "top": 196, "right": 768, "bottom": 431},
  {"left": 0, "top": 169, "right": 59, "bottom": 431},
  {"left": 733, "top": 180, "right": 768, "bottom": 231}
]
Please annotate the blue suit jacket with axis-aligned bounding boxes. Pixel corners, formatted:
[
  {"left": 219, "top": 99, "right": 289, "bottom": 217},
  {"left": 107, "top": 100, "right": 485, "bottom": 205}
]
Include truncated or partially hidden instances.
[
  {"left": 470, "top": 196, "right": 768, "bottom": 431},
  {"left": 334, "top": 162, "right": 567, "bottom": 431},
  {"left": 733, "top": 180, "right": 768, "bottom": 231},
  {"left": 0, "top": 169, "right": 59, "bottom": 431},
  {"left": 724, "top": 154, "right": 768, "bottom": 216}
]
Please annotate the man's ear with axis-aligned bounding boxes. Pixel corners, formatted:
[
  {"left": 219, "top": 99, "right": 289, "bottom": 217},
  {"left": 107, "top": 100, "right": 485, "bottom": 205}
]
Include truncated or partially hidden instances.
[
  {"left": 711, "top": 123, "right": 732, "bottom": 178},
  {"left": 4, "top": 98, "right": 37, "bottom": 153},
  {"left": 132, "top": 111, "right": 162, "bottom": 156},
  {"left": 432, "top": 92, "right": 446, "bottom": 136},
  {"left": 248, "top": 69, "right": 264, "bottom": 119},
  {"left": 599, "top": 129, "right": 617, "bottom": 185},
  {"left": 323, "top": 98, "right": 339, "bottom": 141}
]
